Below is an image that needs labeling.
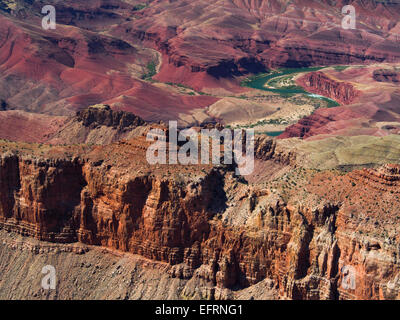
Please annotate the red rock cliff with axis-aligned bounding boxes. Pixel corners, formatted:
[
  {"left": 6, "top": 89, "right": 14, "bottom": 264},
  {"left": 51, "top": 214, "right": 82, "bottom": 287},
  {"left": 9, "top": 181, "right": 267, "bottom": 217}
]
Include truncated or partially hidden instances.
[{"left": 297, "top": 72, "right": 360, "bottom": 105}]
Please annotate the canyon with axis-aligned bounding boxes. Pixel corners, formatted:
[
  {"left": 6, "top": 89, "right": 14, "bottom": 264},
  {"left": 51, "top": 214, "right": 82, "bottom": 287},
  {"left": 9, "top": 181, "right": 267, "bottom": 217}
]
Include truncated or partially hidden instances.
[
  {"left": 0, "top": 0, "right": 400, "bottom": 300},
  {"left": 0, "top": 131, "right": 400, "bottom": 299}
]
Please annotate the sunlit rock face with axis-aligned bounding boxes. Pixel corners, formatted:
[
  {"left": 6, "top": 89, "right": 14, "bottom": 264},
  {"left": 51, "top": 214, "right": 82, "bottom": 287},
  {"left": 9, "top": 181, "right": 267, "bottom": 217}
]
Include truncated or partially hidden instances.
[
  {"left": 0, "top": 137, "right": 399, "bottom": 300},
  {"left": 1, "top": 0, "right": 400, "bottom": 300}
]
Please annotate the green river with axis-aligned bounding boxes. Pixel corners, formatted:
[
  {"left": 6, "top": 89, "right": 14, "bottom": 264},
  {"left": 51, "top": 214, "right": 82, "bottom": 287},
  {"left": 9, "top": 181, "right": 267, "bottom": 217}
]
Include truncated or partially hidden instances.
[
  {"left": 242, "top": 67, "right": 340, "bottom": 107},
  {"left": 241, "top": 67, "right": 341, "bottom": 136}
]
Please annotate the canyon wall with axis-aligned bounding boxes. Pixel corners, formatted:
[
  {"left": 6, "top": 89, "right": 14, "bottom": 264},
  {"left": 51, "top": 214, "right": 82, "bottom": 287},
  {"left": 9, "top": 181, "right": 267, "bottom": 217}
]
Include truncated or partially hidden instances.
[
  {"left": 0, "top": 140, "right": 399, "bottom": 299},
  {"left": 297, "top": 72, "right": 360, "bottom": 105}
]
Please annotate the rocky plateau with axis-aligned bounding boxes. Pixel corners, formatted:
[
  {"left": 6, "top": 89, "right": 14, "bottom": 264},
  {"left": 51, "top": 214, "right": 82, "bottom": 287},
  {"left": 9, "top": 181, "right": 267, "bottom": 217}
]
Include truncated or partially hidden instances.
[{"left": 0, "top": 0, "right": 400, "bottom": 301}]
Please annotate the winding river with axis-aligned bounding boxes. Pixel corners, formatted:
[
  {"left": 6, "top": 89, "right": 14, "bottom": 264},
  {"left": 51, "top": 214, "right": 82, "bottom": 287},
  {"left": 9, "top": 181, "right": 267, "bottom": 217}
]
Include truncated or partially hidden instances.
[{"left": 242, "top": 67, "right": 340, "bottom": 106}]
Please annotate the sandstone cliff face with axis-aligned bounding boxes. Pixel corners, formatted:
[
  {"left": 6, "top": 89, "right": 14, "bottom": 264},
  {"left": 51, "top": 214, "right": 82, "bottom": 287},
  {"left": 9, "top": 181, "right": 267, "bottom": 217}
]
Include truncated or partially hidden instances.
[
  {"left": 373, "top": 69, "right": 400, "bottom": 83},
  {"left": 0, "top": 139, "right": 399, "bottom": 300},
  {"left": 278, "top": 112, "right": 335, "bottom": 140},
  {"left": 297, "top": 72, "right": 360, "bottom": 105}
]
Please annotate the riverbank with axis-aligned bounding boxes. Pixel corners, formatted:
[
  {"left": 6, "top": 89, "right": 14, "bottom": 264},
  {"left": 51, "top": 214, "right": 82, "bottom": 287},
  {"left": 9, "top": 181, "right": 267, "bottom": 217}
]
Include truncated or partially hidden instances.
[{"left": 239, "top": 67, "right": 343, "bottom": 135}]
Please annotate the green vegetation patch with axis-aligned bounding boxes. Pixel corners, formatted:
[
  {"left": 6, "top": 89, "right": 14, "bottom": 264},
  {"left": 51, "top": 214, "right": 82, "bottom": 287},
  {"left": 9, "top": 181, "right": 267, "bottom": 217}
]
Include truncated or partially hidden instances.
[{"left": 142, "top": 61, "right": 157, "bottom": 80}]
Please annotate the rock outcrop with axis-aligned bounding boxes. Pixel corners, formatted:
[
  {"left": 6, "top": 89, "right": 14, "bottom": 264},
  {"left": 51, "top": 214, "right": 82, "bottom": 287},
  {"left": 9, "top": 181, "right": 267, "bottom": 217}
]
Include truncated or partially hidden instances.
[
  {"left": 75, "top": 105, "right": 145, "bottom": 130},
  {"left": 46, "top": 105, "right": 149, "bottom": 145},
  {"left": 0, "top": 138, "right": 399, "bottom": 300},
  {"left": 254, "top": 135, "right": 296, "bottom": 165},
  {"left": 297, "top": 72, "right": 359, "bottom": 105},
  {"left": 373, "top": 69, "right": 400, "bottom": 83},
  {"left": 116, "top": 0, "right": 400, "bottom": 89},
  {"left": 2, "top": 0, "right": 400, "bottom": 111},
  {"left": 278, "top": 106, "right": 364, "bottom": 140},
  {"left": 280, "top": 65, "right": 400, "bottom": 140},
  {"left": 1, "top": 0, "right": 400, "bottom": 301}
]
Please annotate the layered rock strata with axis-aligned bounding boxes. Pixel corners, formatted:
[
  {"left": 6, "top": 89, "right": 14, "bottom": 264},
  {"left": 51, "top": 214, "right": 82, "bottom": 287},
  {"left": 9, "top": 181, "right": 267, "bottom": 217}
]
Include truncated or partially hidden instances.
[{"left": 0, "top": 138, "right": 399, "bottom": 299}]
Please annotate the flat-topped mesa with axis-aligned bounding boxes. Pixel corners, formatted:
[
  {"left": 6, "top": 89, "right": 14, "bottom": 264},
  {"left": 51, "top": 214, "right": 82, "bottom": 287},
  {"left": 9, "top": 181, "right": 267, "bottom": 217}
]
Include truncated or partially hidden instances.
[
  {"left": 297, "top": 72, "right": 360, "bottom": 105},
  {"left": 76, "top": 104, "right": 146, "bottom": 131}
]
